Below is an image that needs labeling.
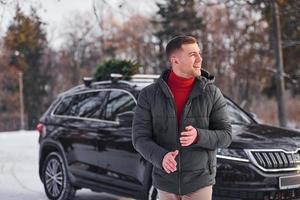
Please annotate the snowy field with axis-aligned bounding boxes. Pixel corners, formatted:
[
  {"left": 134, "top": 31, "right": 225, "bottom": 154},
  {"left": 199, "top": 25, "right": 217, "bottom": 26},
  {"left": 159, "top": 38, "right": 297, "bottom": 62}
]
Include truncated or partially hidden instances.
[{"left": 0, "top": 130, "right": 131, "bottom": 200}]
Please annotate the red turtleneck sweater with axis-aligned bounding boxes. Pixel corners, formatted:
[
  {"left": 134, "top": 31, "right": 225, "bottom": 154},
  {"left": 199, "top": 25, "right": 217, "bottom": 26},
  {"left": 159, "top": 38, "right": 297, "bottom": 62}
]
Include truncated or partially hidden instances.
[{"left": 167, "top": 70, "right": 195, "bottom": 126}]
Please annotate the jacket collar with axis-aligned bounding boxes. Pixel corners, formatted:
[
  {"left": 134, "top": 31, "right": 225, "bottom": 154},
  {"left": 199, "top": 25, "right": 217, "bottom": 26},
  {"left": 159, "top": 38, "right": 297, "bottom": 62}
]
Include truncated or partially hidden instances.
[{"left": 158, "top": 69, "right": 215, "bottom": 99}]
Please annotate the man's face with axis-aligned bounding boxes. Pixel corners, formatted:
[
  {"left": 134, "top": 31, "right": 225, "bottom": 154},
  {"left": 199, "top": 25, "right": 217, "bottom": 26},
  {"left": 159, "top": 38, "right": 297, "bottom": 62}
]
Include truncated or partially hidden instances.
[{"left": 171, "top": 43, "right": 202, "bottom": 78}]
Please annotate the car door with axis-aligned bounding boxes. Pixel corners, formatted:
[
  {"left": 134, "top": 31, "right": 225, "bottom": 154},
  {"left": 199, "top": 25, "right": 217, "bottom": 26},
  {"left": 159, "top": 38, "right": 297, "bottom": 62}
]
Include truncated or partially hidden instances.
[
  {"left": 53, "top": 90, "right": 110, "bottom": 180},
  {"left": 97, "top": 89, "right": 150, "bottom": 191}
]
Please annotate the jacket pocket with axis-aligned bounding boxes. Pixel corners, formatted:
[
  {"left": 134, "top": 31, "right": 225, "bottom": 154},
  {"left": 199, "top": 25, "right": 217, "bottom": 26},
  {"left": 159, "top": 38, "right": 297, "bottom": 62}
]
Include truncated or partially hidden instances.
[
  {"left": 206, "top": 150, "right": 212, "bottom": 174},
  {"left": 180, "top": 148, "right": 208, "bottom": 171},
  {"left": 207, "top": 150, "right": 216, "bottom": 175}
]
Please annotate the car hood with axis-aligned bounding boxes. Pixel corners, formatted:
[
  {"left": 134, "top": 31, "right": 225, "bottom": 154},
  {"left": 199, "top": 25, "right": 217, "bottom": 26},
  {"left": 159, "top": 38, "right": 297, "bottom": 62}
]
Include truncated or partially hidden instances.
[{"left": 230, "top": 123, "right": 300, "bottom": 151}]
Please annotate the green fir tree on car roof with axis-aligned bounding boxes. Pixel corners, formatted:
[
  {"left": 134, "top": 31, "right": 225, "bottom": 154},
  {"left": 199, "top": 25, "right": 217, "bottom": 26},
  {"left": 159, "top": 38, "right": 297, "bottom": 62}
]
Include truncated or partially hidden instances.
[{"left": 94, "top": 59, "right": 140, "bottom": 81}]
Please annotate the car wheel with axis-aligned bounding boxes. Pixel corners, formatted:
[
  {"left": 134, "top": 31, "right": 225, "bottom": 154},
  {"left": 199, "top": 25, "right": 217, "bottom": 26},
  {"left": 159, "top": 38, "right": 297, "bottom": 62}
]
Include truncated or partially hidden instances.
[
  {"left": 148, "top": 186, "right": 159, "bottom": 200},
  {"left": 42, "top": 152, "right": 76, "bottom": 200}
]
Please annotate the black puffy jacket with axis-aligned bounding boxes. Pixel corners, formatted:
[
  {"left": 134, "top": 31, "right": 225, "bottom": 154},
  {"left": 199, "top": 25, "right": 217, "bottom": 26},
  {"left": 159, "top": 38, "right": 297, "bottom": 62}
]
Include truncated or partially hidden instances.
[{"left": 132, "top": 69, "right": 232, "bottom": 195}]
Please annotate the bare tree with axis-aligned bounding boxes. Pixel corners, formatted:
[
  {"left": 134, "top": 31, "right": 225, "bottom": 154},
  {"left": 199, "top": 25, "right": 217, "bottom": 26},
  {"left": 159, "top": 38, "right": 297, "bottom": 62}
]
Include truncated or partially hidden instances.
[
  {"left": 197, "top": 2, "right": 272, "bottom": 111},
  {"left": 60, "top": 11, "right": 100, "bottom": 85}
]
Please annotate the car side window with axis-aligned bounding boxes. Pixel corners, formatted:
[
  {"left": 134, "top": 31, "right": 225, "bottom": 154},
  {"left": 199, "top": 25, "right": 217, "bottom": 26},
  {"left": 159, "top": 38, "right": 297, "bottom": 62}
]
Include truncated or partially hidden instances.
[
  {"left": 53, "top": 95, "right": 75, "bottom": 116},
  {"left": 54, "top": 91, "right": 109, "bottom": 120},
  {"left": 105, "top": 90, "right": 136, "bottom": 121}
]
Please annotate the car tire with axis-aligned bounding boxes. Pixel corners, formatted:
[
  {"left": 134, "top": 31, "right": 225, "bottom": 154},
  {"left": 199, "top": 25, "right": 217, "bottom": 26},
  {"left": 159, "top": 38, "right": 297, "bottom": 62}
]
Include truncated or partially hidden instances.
[
  {"left": 42, "top": 152, "right": 76, "bottom": 200},
  {"left": 148, "top": 186, "right": 159, "bottom": 200}
]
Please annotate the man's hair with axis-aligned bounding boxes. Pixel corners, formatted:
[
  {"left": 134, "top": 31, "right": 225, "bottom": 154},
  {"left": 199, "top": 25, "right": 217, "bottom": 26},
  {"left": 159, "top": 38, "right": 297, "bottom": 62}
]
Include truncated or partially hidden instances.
[{"left": 166, "top": 35, "right": 197, "bottom": 59}]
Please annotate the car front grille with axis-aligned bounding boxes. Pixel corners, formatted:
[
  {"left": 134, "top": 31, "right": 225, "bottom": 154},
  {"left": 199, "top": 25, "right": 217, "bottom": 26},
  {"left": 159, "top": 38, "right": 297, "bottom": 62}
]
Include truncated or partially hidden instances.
[{"left": 248, "top": 149, "right": 300, "bottom": 172}]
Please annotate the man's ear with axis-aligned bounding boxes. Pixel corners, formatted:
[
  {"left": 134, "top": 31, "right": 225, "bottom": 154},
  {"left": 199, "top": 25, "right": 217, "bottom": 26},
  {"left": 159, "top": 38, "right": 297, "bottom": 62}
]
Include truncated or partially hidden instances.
[{"left": 170, "top": 55, "right": 179, "bottom": 65}]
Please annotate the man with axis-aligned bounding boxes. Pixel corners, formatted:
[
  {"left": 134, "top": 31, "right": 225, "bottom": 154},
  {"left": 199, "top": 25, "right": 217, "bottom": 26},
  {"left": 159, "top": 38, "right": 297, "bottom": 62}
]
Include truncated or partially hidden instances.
[{"left": 132, "top": 35, "right": 232, "bottom": 200}]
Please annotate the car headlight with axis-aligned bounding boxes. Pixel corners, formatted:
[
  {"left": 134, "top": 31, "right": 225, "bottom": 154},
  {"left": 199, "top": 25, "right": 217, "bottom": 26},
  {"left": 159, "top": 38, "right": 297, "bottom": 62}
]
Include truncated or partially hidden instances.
[{"left": 217, "top": 148, "right": 250, "bottom": 162}]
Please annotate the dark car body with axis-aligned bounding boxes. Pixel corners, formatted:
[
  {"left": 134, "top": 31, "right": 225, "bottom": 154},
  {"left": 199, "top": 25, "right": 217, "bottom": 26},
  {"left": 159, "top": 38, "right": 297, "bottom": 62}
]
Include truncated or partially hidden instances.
[{"left": 38, "top": 76, "right": 300, "bottom": 200}]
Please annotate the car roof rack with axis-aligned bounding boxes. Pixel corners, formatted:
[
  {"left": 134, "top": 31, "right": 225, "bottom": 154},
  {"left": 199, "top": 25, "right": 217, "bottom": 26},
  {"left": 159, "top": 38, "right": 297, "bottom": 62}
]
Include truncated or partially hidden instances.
[
  {"left": 60, "top": 73, "right": 159, "bottom": 97},
  {"left": 110, "top": 73, "right": 123, "bottom": 84},
  {"left": 82, "top": 77, "right": 94, "bottom": 87}
]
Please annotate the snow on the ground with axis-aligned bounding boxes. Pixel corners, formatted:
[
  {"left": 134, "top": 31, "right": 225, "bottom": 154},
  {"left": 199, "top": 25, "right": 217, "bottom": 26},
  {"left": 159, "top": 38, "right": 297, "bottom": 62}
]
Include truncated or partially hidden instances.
[{"left": 0, "top": 131, "right": 131, "bottom": 200}]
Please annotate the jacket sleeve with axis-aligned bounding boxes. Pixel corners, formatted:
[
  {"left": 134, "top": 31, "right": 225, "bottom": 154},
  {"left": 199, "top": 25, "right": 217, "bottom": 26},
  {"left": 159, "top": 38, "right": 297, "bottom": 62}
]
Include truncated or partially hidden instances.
[
  {"left": 194, "top": 87, "right": 232, "bottom": 150},
  {"left": 132, "top": 88, "right": 168, "bottom": 170}
]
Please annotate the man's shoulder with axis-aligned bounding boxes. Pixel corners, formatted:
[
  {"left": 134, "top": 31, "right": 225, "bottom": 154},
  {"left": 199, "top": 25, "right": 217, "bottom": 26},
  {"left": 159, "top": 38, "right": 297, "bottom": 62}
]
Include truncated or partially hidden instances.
[
  {"left": 206, "top": 83, "right": 218, "bottom": 92},
  {"left": 140, "top": 81, "right": 159, "bottom": 94},
  {"left": 137, "top": 82, "right": 160, "bottom": 106},
  {"left": 204, "top": 83, "right": 224, "bottom": 101}
]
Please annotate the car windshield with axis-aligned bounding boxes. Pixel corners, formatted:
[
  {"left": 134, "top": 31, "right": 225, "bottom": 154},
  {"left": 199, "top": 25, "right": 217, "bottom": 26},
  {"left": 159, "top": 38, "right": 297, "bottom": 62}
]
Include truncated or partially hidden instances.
[{"left": 226, "top": 99, "right": 254, "bottom": 125}]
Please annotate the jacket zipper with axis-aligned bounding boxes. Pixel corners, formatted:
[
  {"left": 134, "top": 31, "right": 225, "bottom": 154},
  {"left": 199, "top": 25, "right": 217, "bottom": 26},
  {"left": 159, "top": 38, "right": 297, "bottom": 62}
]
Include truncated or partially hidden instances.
[
  {"left": 178, "top": 98, "right": 193, "bottom": 194},
  {"left": 163, "top": 82, "right": 182, "bottom": 195},
  {"left": 177, "top": 112, "right": 182, "bottom": 195}
]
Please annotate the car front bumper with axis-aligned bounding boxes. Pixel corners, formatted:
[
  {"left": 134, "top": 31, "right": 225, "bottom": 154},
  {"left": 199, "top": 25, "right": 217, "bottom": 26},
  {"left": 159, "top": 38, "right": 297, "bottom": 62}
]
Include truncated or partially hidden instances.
[{"left": 214, "top": 158, "right": 300, "bottom": 200}]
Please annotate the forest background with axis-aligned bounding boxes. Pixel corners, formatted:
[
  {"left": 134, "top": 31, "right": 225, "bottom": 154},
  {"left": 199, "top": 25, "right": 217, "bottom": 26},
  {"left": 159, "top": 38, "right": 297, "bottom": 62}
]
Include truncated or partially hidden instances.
[{"left": 0, "top": 0, "right": 299, "bottom": 131}]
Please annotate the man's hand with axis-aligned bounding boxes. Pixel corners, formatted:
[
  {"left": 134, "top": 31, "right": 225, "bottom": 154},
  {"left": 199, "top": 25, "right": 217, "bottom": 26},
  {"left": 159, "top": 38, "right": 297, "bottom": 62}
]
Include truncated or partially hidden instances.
[
  {"left": 162, "top": 150, "right": 178, "bottom": 173},
  {"left": 180, "top": 125, "right": 198, "bottom": 146}
]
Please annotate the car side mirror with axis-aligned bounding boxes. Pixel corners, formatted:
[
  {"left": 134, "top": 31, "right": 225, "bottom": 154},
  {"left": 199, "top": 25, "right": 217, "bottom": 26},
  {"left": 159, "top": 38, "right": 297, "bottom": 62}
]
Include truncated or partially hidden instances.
[{"left": 116, "top": 112, "right": 134, "bottom": 126}]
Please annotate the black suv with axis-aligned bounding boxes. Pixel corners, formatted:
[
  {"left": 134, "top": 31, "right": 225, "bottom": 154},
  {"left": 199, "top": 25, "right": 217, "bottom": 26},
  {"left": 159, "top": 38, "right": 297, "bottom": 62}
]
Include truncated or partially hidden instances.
[{"left": 38, "top": 75, "right": 300, "bottom": 200}]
